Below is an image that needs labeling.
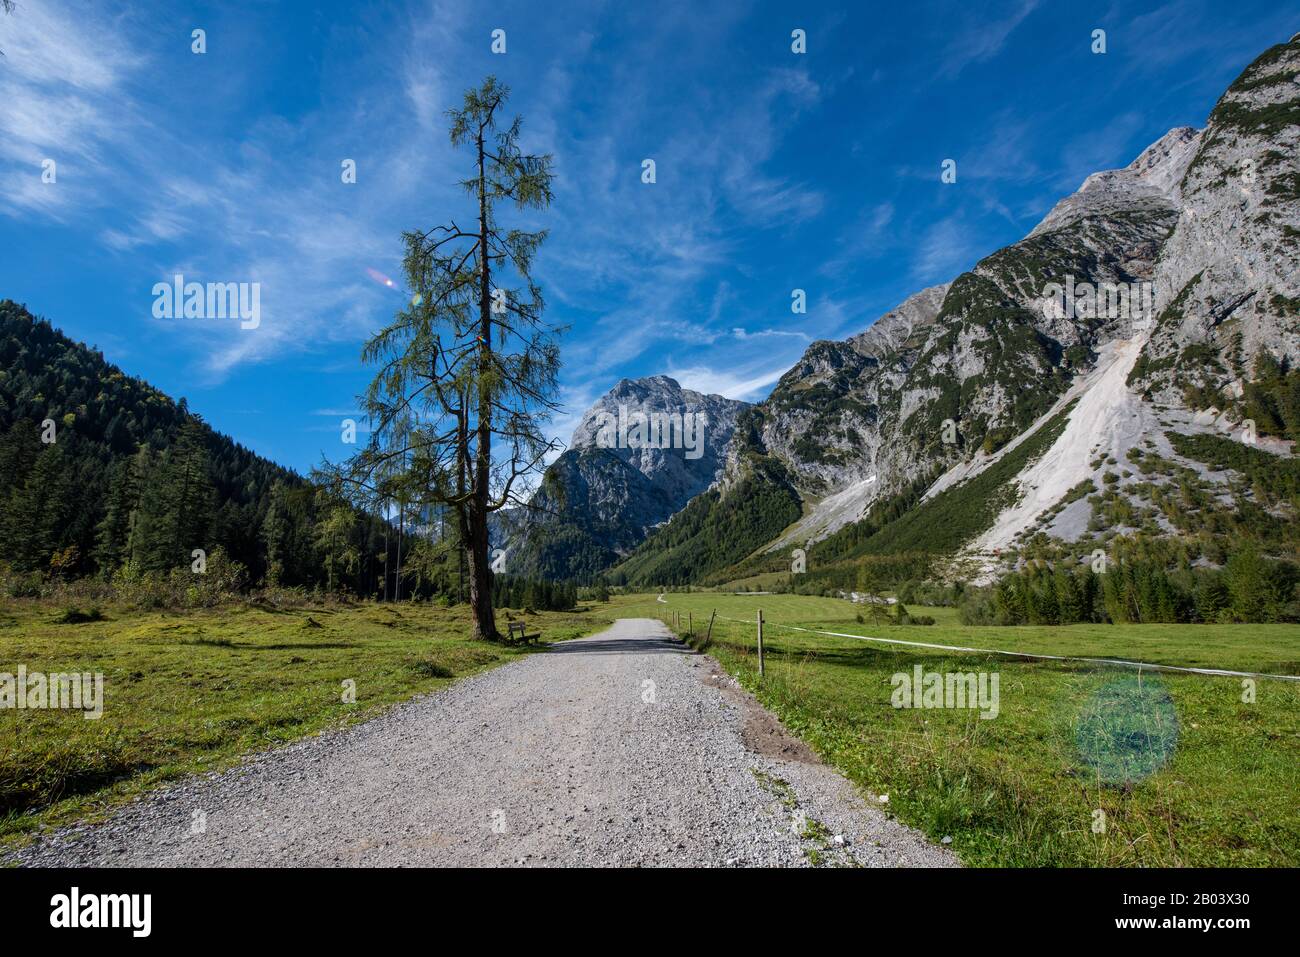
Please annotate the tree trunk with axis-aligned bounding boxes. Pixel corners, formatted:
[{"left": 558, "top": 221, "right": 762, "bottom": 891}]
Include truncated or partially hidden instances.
[
  {"left": 395, "top": 494, "right": 404, "bottom": 601},
  {"left": 467, "top": 125, "right": 498, "bottom": 640},
  {"left": 381, "top": 504, "right": 388, "bottom": 602},
  {"left": 456, "top": 394, "right": 467, "bottom": 608},
  {"left": 465, "top": 506, "right": 495, "bottom": 640}
]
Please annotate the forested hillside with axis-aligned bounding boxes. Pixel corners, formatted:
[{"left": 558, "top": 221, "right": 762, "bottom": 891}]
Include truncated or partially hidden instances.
[
  {"left": 0, "top": 301, "right": 397, "bottom": 596},
  {"left": 609, "top": 423, "right": 802, "bottom": 586}
]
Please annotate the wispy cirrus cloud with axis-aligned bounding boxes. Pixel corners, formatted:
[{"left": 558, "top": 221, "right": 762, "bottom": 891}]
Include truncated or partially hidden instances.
[
  {"left": 0, "top": 0, "right": 481, "bottom": 382},
  {"left": 1, "top": 0, "right": 823, "bottom": 412},
  {"left": 938, "top": 0, "right": 1040, "bottom": 78},
  {"left": 664, "top": 360, "right": 791, "bottom": 403},
  {"left": 4, "top": 0, "right": 1287, "bottom": 478},
  {"left": 731, "top": 326, "right": 810, "bottom": 341},
  {"left": 0, "top": 1, "right": 144, "bottom": 217},
  {"left": 911, "top": 213, "right": 984, "bottom": 283}
]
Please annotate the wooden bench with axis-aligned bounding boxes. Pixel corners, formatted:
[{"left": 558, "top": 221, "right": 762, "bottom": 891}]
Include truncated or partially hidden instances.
[{"left": 507, "top": 621, "right": 541, "bottom": 645}]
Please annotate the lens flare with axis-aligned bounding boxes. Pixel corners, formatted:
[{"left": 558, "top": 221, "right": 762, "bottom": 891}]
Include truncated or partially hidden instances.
[
  {"left": 365, "top": 267, "right": 396, "bottom": 289},
  {"left": 1075, "top": 675, "right": 1178, "bottom": 785}
]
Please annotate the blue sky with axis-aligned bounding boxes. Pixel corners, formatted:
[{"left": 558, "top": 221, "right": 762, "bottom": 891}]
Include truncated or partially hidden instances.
[{"left": 0, "top": 0, "right": 1293, "bottom": 474}]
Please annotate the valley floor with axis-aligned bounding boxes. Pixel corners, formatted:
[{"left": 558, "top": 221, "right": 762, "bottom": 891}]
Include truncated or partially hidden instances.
[
  {"left": 8, "top": 618, "right": 951, "bottom": 868},
  {"left": 4, "top": 592, "right": 1296, "bottom": 867}
]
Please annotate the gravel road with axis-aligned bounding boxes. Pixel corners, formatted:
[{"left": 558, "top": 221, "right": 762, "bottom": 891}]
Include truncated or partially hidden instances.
[{"left": 12, "top": 619, "right": 956, "bottom": 868}]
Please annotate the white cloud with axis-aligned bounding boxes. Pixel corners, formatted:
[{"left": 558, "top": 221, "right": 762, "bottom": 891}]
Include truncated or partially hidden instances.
[
  {"left": 0, "top": 0, "right": 489, "bottom": 382},
  {"left": 2, "top": 0, "right": 825, "bottom": 419},
  {"left": 732, "top": 326, "right": 810, "bottom": 341},
  {"left": 939, "top": 0, "right": 1039, "bottom": 79},
  {"left": 665, "top": 361, "right": 789, "bottom": 402},
  {"left": 0, "top": 1, "right": 143, "bottom": 217},
  {"left": 912, "top": 214, "right": 982, "bottom": 283}
]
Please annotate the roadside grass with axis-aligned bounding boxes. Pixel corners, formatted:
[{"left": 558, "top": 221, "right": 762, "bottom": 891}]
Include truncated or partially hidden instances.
[
  {"left": 624, "top": 591, "right": 1300, "bottom": 867},
  {"left": 0, "top": 598, "right": 612, "bottom": 850}
]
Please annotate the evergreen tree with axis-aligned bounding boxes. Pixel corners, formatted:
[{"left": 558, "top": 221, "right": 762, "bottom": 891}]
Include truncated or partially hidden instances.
[
  {"left": 1226, "top": 542, "right": 1274, "bottom": 622},
  {"left": 261, "top": 480, "right": 293, "bottom": 585},
  {"left": 124, "top": 446, "right": 157, "bottom": 567},
  {"left": 4, "top": 441, "right": 73, "bottom": 571},
  {"left": 94, "top": 448, "right": 145, "bottom": 573},
  {"left": 314, "top": 498, "right": 359, "bottom": 593},
  {"left": 132, "top": 423, "right": 215, "bottom": 571},
  {"left": 1194, "top": 571, "right": 1231, "bottom": 622},
  {"left": 169, "top": 421, "right": 216, "bottom": 563}
]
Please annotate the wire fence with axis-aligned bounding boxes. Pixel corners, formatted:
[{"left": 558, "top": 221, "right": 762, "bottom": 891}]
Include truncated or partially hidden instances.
[{"left": 653, "top": 603, "right": 1300, "bottom": 684}]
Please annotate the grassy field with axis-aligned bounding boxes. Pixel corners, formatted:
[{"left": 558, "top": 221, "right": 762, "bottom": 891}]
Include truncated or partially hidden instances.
[
  {"left": 620, "top": 591, "right": 1300, "bottom": 867},
  {"left": 0, "top": 598, "right": 612, "bottom": 849},
  {"left": 5, "top": 589, "right": 1298, "bottom": 867}
]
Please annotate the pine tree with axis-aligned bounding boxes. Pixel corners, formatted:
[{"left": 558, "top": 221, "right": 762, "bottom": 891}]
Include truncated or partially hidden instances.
[
  {"left": 133, "top": 423, "right": 215, "bottom": 571},
  {"left": 5, "top": 442, "right": 73, "bottom": 571},
  {"left": 125, "top": 446, "right": 157, "bottom": 568},
  {"left": 1278, "top": 370, "right": 1300, "bottom": 443},
  {"left": 1226, "top": 543, "right": 1274, "bottom": 622},
  {"left": 261, "top": 481, "right": 292, "bottom": 585},
  {"left": 94, "top": 449, "right": 143, "bottom": 574},
  {"left": 1194, "top": 571, "right": 1230, "bottom": 622},
  {"left": 1053, "top": 567, "right": 1084, "bottom": 623},
  {"left": 169, "top": 421, "right": 216, "bottom": 565},
  {"left": 314, "top": 498, "right": 359, "bottom": 593}
]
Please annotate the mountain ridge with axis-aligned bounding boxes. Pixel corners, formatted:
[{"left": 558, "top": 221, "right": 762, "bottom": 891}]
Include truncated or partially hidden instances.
[
  {"left": 612, "top": 33, "right": 1300, "bottom": 590},
  {"left": 499, "top": 375, "right": 750, "bottom": 580}
]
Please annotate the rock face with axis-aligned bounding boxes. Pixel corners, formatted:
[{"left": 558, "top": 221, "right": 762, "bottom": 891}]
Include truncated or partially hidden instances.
[
  {"left": 1135, "top": 39, "right": 1300, "bottom": 402},
  {"left": 752, "top": 283, "right": 950, "bottom": 498},
  {"left": 738, "top": 118, "right": 1190, "bottom": 542},
  {"left": 1028, "top": 126, "right": 1201, "bottom": 237},
  {"left": 568, "top": 375, "right": 747, "bottom": 505},
  {"left": 615, "top": 34, "right": 1300, "bottom": 587},
  {"left": 503, "top": 377, "right": 749, "bottom": 580}
]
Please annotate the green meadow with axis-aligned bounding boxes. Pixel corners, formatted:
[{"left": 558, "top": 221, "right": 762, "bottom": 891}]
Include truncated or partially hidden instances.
[
  {"left": 3, "top": 590, "right": 1297, "bottom": 867},
  {"left": 621, "top": 591, "right": 1300, "bottom": 867},
  {"left": 0, "top": 598, "right": 605, "bottom": 849}
]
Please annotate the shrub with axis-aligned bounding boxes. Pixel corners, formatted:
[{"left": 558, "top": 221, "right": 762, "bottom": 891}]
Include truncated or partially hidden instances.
[
  {"left": 406, "top": 658, "right": 454, "bottom": 679},
  {"left": 1, "top": 561, "right": 45, "bottom": 598},
  {"left": 108, "top": 548, "right": 250, "bottom": 610}
]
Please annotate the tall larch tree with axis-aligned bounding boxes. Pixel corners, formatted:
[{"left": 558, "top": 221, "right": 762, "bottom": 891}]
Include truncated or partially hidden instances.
[{"left": 332, "top": 77, "right": 562, "bottom": 640}]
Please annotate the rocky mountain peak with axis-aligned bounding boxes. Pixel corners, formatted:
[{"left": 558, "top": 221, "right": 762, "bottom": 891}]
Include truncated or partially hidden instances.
[
  {"left": 504, "top": 375, "right": 753, "bottom": 579},
  {"left": 847, "top": 283, "right": 951, "bottom": 360},
  {"left": 1140, "top": 35, "right": 1300, "bottom": 400},
  {"left": 1029, "top": 125, "right": 1203, "bottom": 237},
  {"left": 570, "top": 375, "right": 748, "bottom": 457},
  {"left": 1126, "top": 126, "right": 1202, "bottom": 193}
]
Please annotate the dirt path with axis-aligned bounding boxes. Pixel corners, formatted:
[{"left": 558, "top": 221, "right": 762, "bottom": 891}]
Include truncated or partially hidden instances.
[{"left": 13, "top": 619, "right": 956, "bottom": 868}]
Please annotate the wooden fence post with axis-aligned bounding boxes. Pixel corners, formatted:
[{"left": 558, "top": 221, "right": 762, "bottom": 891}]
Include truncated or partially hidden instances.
[
  {"left": 757, "top": 608, "right": 764, "bottom": 677},
  {"left": 705, "top": 610, "right": 716, "bottom": 646},
  {"left": 688, "top": 612, "right": 693, "bottom": 637}
]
